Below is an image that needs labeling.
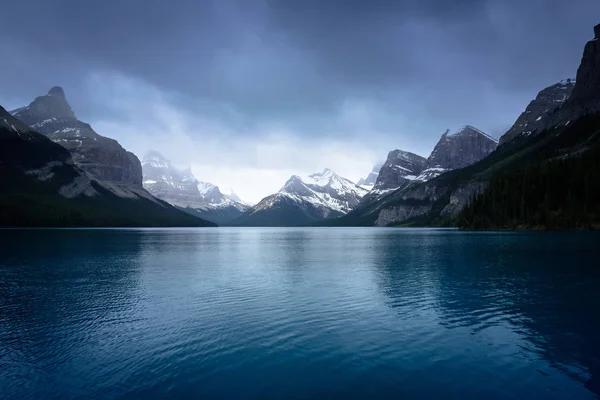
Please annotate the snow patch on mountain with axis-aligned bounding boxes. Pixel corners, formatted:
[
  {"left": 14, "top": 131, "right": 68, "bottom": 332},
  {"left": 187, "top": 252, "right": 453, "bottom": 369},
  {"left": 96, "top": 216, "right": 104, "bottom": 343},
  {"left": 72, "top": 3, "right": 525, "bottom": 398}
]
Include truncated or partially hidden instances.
[{"left": 248, "top": 168, "right": 368, "bottom": 218}]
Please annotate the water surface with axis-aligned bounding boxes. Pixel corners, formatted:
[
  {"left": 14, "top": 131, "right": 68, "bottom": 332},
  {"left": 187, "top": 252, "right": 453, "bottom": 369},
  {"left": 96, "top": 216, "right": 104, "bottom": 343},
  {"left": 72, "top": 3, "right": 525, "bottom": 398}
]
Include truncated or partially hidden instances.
[{"left": 1, "top": 228, "right": 599, "bottom": 399}]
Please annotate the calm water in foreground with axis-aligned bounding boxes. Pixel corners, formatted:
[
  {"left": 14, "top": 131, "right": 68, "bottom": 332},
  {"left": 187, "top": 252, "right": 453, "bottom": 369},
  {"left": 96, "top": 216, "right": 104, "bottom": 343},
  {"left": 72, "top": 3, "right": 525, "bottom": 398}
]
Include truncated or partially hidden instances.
[{"left": 1, "top": 228, "right": 600, "bottom": 399}]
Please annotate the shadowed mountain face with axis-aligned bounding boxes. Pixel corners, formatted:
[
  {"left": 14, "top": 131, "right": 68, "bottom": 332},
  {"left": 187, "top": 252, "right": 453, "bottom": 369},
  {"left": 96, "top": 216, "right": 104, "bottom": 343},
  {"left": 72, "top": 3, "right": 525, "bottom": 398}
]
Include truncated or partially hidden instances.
[
  {"left": 499, "top": 80, "right": 575, "bottom": 145},
  {"left": 499, "top": 25, "right": 600, "bottom": 146},
  {"left": 0, "top": 104, "right": 95, "bottom": 198},
  {"left": 12, "top": 87, "right": 143, "bottom": 190}
]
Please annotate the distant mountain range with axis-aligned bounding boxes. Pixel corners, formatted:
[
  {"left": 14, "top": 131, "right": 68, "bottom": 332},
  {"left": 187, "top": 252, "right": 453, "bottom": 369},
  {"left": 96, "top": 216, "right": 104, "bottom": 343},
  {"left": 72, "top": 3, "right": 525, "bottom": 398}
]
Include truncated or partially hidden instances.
[
  {"left": 141, "top": 151, "right": 249, "bottom": 224},
  {"left": 2, "top": 23, "right": 599, "bottom": 229},
  {"left": 232, "top": 169, "right": 367, "bottom": 226}
]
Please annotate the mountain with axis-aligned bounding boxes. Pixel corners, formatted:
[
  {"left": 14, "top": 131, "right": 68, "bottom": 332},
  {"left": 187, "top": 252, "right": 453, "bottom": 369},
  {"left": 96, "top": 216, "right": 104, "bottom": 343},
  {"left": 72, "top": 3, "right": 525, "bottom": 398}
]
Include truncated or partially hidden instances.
[
  {"left": 0, "top": 106, "right": 214, "bottom": 227},
  {"left": 418, "top": 125, "right": 498, "bottom": 180},
  {"left": 11, "top": 87, "right": 148, "bottom": 198},
  {"left": 358, "top": 127, "right": 496, "bottom": 207},
  {"left": 357, "top": 162, "right": 383, "bottom": 189},
  {"left": 458, "top": 23, "right": 600, "bottom": 229},
  {"left": 372, "top": 150, "right": 427, "bottom": 193},
  {"left": 233, "top": 168, "right": 367, "bottom": 226},
  {"left": 332, "top": 23, "right": 600, "bottom": 229},
  {"left": 499, "top": 79, "right": 575, "bottom": 145},
  {"left": 141, "top": 151, "right": 249, "bottom": 224}
]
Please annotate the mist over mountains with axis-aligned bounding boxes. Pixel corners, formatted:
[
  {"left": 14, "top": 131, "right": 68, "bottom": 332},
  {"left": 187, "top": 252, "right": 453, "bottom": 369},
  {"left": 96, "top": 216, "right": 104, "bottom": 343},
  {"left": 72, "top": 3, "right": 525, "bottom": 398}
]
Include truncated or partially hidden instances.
[{"left": 1, "top": 23, "right": 600, "bottom": 228}]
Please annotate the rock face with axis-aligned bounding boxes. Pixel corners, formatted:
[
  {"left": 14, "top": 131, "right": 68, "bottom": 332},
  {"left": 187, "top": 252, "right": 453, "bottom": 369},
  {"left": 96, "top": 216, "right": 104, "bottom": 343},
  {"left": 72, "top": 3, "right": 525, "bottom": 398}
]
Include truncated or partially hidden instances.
[
  {"left": 12, "top": 87, "right": 143, "bottom": 190},
  {"left": 338, "top": 126, "right": 497, "bottom": 225},
  {"left": 499, "top": 80, "right": 576, "bottom": 145},
  {"left": 560, "top": 25, "right": 600, "bottom": 117},
  {"left": 1, "top": 106, "right": 213, "bottom": 227},
  {"left": 142, "top": 151, "right": 249, "bottom": 224},
  {"left": 357, "top": 163, "right": 383, "bottom": 188},
  {"left": 373, "top": 150, "right": 427, "bottom": 192},
  {"left": 426, "top": 126, "right": 498, "bottom": 170},
  {"left": 499, "top": 25, "right": 600, "bottom": 145},
  {"left": 415, "top": 126, "right": 498, "bottom": 182},
  {"left": 234, "top": 168, "right": 367, "bottom": 226}
]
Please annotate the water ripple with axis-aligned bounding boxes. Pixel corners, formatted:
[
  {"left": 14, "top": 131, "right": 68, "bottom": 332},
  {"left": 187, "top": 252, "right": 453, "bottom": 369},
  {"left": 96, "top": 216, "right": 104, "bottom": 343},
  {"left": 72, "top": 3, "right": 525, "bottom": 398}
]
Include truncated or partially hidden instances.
[{"left": 1, "top": 228, "right": 600, "bottom": 399}]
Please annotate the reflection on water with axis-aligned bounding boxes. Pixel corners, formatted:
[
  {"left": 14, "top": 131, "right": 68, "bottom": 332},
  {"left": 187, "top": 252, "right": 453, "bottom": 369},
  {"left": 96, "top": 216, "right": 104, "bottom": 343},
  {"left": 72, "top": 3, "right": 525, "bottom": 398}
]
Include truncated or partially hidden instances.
[{"left": 1, "top": 228, "right": 599, "bottom": 399}]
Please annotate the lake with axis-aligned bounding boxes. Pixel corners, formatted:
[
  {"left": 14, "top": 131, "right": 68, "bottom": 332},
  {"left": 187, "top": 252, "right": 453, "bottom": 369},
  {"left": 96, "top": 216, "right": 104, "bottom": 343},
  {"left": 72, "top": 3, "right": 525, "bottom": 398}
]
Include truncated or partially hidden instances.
[{"left": 1, "top": 228, "right": 599, "bottom": 399}]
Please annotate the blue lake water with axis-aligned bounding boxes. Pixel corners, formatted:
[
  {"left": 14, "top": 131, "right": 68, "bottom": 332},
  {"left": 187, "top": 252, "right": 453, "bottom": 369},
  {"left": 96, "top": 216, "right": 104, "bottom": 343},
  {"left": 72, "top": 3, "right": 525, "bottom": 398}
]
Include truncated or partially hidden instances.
[{"left": 1, "top": 228, "right": 600, "bottom": 399}]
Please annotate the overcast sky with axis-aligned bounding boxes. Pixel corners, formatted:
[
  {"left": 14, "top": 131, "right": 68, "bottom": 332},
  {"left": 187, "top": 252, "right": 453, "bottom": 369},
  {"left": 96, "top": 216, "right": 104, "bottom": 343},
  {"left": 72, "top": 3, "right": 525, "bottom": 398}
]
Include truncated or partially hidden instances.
[{"left": 1, "top": 0, "right": 598, "bottom": 203}]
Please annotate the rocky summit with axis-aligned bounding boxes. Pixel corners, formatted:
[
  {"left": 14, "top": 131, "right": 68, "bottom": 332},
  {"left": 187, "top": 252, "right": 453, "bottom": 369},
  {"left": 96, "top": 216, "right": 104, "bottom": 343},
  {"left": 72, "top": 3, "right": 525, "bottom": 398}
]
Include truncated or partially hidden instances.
[
  {"left": 426, "top": 126, "right": 498, "bottom": 172},
  {"left": 12, "top": 87, "right": 143, "bottom": 192},
  {"left": 372, "top": 150, "right": 427, "bottom": 193}
]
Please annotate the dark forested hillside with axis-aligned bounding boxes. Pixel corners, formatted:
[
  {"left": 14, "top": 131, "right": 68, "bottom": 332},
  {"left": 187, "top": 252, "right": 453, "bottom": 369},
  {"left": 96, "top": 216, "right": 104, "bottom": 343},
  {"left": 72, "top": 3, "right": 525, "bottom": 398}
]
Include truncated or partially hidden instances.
[{"left": 458, "top": 115, "right": 600, "bottom": 230}]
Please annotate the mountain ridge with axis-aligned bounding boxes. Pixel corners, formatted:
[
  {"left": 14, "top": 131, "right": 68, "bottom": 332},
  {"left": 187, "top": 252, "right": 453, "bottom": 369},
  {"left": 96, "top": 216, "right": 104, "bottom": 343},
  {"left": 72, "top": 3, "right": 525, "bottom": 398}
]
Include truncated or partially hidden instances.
[{"left": 232, "top": 168, "right": 367, "bottom": 226}]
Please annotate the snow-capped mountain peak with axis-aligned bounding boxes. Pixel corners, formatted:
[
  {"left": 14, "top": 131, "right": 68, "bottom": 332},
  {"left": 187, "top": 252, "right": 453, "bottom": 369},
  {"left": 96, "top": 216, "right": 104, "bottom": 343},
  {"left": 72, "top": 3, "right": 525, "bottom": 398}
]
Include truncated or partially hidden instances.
[
  {"left": 305, "top": 168, "right": 339, "bottom": 186},
  {"left": 238, "top": 168, "right": 368, "bottom": 225},
  {"left": 276, "top": 169, "right": 368, "bottom": 213}
]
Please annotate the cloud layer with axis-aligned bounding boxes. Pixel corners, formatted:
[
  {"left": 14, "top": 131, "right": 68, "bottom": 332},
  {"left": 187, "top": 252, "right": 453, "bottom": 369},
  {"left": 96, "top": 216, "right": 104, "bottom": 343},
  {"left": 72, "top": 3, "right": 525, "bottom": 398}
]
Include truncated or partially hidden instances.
[{"left": 1, "top": 0, "right": 599, "bottom": 202}]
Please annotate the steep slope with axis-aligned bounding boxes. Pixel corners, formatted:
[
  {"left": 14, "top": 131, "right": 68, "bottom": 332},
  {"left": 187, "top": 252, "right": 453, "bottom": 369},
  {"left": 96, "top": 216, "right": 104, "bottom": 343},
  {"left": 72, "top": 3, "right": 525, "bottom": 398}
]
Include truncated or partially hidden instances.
[
  {"left": 142, "top": 151, "right": 249, "bottom": 224},
  {"left": 459, "top": 119, "right": 600, "bottom": 230},
  {"left": 0, "top": 107, "right": 214, "bottom": 227},
  {"left": 332, "top": 24, "right": 600, "bottom": 228},
  {"left": 12, "top": 87, "right": 147, "bottom": 198},
  {"left": 499, "top": 80, "right": 575, "bottom": 144},
  {"left": 233, "top": 169, "right": 367, "bottom": 226}
]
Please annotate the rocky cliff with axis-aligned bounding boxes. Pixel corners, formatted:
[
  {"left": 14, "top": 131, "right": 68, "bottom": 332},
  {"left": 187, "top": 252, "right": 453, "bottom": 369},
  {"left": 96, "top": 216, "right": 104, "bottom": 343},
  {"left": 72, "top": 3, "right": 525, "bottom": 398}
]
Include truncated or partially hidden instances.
[
  {"left": 558, "top": 24, "right": 600, "bottom": 117},
  {"left": 427, "top": 126, "right": 498, "bottom": 170},
  {"left": 12, "top": 87, "right": 144, "bottom": 191},
  {"left": 373, "top": 150, "right": 427, "bottom": 192}
]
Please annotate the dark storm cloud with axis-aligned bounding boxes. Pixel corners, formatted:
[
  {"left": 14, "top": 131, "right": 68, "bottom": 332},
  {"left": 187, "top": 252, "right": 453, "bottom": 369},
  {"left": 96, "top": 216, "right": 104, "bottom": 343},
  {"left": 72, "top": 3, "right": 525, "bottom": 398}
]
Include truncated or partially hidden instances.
[{"left": 1, "top": 0, "right": 599, "bottom": 142}]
